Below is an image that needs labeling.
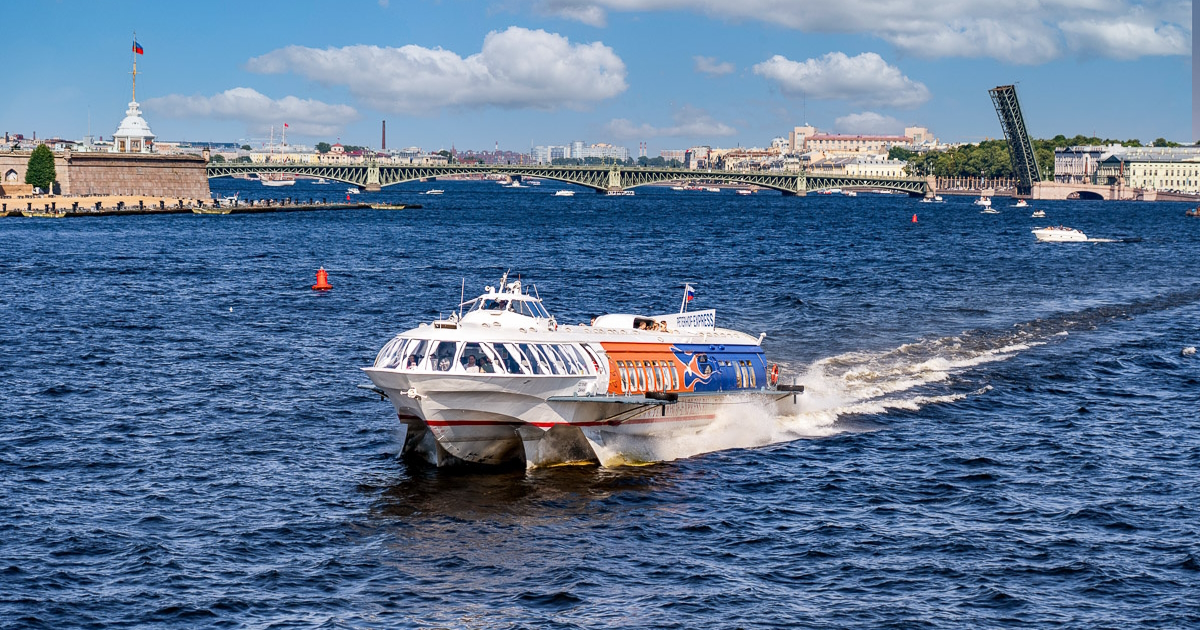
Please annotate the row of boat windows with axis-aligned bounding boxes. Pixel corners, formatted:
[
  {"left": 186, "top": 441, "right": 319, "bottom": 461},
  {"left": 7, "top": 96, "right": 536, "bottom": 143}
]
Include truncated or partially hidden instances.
[
  {"left": 375, "top": 338, "right": 601, "bottom": 376},
  {"left": 474, "top": 298, "right": 550, "bottom": 318},
  {"left": 615, "top": 359, "right": 758, "bottom": 393}
]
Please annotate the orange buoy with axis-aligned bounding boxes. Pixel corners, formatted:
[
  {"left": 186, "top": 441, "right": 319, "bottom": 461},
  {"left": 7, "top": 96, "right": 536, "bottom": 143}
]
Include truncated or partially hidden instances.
[
  {"left": 912, "top": 213, "right": 918, "bottom": 223},
  {"left": 312, "top": 267, "right": 332, "bottom": 291}
]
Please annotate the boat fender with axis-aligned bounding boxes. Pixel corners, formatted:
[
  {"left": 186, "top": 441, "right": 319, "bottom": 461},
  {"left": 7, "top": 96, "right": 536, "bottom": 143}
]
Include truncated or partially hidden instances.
[{"left": 770, "top": 364, "right": 779, "bottom": 386}]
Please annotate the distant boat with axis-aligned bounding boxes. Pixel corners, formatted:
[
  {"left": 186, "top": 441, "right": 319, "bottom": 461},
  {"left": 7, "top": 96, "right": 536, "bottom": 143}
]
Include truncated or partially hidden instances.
[
  {"left": 670, "top": 186, "right": 685, "bottom": 191},
  {"left": 606, "top": 190, "right": 634, "bottom": 196},
  {"left": 526, "top": 179, "right": 542, "bottom": 186},
  {"left": 1031, "top": 209, "right": 1046, "bottom": 218},
  {"left": 312, "top": 178, "right": 329, "bottom": 185},
  {"left": 981, "top": 208, "right": 1000, "bottom": 214},
  {"left": 261, "top": 173, "right": 295, "bottom": 187},
  {"left": 974, "top": 196, "right": 992, "bottom": 207},
  {"left": 1033, "top": 226, "right": 1087, "bottom": 242},
  {"left": 424, "top": 189, "right": 444, "bottom": 195},
  {"left": 554, "top": 190, "right": 575, "bottom": 197},
  {"left": 193, "top": 207, "right": 232, "bottom": 215},
  {"left": 736, "top": 189, "right": 752, "bottom": 196},
  {"left": 346, "top": 187, "right": 361, "bottom": 195},
  {"left": 1014, "top": 199, "right": 1028, "bottom": 208},
  {"left": 842, "top": 190, "right": 857, "bottom": 197},
  {"left": 706, "top": 187, "right": 721, "bottom": 192}
]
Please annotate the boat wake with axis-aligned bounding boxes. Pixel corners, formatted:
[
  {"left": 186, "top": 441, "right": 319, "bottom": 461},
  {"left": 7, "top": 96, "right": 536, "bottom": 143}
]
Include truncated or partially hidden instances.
[{"left": 656, "top": 286, "right": 1200, "bottom": 463}]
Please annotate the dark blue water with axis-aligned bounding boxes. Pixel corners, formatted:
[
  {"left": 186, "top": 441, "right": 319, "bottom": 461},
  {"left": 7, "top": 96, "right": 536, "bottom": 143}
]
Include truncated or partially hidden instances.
[{"left": 3, "top": 179, "right": 1199, "bottom": 628}]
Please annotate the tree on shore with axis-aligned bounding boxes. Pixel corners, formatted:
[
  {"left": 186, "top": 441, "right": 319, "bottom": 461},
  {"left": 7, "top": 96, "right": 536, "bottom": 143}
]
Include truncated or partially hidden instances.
[
  {"left": 25, "top": 144, "right": 56, "bottom": 192},
  {"left": 315, "top": 142, "right": 331, "bottom": 153},
  {"left": 240, "top": 144, "right": 252, "bottom": 151}
]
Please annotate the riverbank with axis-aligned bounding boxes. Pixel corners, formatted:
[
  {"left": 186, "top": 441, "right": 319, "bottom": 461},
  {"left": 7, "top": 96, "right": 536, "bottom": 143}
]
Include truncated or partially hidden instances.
[{"left": 0, "top": 193, "right": 421, "bottom": 217}]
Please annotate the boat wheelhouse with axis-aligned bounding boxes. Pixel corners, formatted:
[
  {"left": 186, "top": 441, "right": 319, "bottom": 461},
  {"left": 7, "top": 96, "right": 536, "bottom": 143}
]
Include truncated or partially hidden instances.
[{"left": 362, "top": 275, "right": 801, "bottom": 468}]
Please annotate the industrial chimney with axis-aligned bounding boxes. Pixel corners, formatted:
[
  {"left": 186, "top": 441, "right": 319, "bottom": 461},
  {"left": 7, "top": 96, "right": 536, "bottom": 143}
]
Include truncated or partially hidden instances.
[{"left": 382, "top": 120, "right": 386, "bottom": 151}]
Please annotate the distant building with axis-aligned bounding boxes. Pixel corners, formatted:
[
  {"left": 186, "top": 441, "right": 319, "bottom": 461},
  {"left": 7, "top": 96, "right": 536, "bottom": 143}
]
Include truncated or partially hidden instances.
[
  {"left": 804, "top": 134, "right": 911, "bottom": 156},
  {"left": 110, "top": 100, "right": 155, "bottom": 154},
  {"left": 1054, "top": 145, "right": 1121, "bottom": 184},
  {"left": 532, "top": 141, "right": 629, "bottom": 163},
  {"left": 1094, "top": 147, "right": 1200, "bottom": 193},
  {"left": 788, "top": 125, "right": 817, "bottom": 153}
]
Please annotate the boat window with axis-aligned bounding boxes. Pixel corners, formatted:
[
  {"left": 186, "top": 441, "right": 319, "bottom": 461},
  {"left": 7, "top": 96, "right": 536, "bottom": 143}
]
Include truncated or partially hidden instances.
[
  {"left": 403, "top": 339, "right": 429, "bottom": 370},
  {"left": 580, "top": 345, "right": 603, "bottom": 373},
  {"left": 459, "top": 342, "right": 487, "bottom": 373},
  {"left": 496, "top": 344, "right": 528, "bottom": 374},
  {"left": 671, "top": 364, "right": 679, "bottom": 390},
  {"left": 618, "top": 361, "right": 630, "bottom": 393},
  {"left": 539, "top": 345, "right": 570, "bottom": 375},
  {"left": 432, "top": 341, "right": 457, "bottom": 372},
  {"left": 529, "top": 345, "right": 561, "bottom": 375},
  {"left": 636, "top": 366, "right": 646, "bottom": 392},
  {"left": 646, "top": 361, "right": 659, "bottom": 391},
  {"left": 375, "top": 337, "right": 405, "bottom": 368},
  {"left": 735, "top": 362, "right": 743, "bottom": 388},
  {"left": 518, "top": 343, "right": 549, "bottom": 375},
  {"left": 477, "top": 298, "right": 511, "bottom": 312},
  {"left": 554, "top": 344, "right": 587, "bottom": 375},
  {"left": 477, "top": 343, "right": 503, "bottom": 374},
  {"left": 659, "top": 362, "right": 670, "bottom": 391},
  {"left": 748, "top": 361, "right": 756, "bottom": 388}
]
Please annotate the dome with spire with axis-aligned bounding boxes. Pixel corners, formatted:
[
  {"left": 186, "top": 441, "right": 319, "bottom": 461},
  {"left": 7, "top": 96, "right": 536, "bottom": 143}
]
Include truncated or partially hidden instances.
[{"left": 111, "top": 100, "right": 155, "bottom": 153}]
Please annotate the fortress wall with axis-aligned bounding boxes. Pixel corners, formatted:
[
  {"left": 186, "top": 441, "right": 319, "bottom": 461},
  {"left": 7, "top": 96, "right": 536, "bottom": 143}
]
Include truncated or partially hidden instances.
[{"left": 65, "top": 153, "right": 210, "bottom": 198}]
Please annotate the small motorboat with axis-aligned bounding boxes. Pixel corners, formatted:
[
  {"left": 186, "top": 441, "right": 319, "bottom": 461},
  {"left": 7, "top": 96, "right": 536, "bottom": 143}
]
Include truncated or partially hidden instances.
[
  {"left": 606, "top": 190, "right": 635, "bottom": 196},
  {"left": 1031, "top": 210, "right": 1046, "bottom": 218},
  {"left": 736, "top": 189, "right": 752, "bottom": 196},
  {"left": 1033, "top": 226, "right": 1088, "bottom": 242},
  {"left": 974, "top": 196, "right": 992, "bottom": 207},
  {"left": 842, "top": 190, "right": 857, "bottom": 197},
  {"left": 1187, "top": 207, "right": 1200, "bottom": 217},
  {"left": 424, "top": 189, "right": 444, "bottom": 195},
  {"left": 981, "top": 208, "right": 1000, "bottom": 214},
  {"left": 553, "top": 190, "right": 575, "bottom": 197},
  {"left": 346, "top": 187, "right": 361, "bottom": 195},
  {"left": 1014, "top": 199, "right": 1029, "bottom": 208}
]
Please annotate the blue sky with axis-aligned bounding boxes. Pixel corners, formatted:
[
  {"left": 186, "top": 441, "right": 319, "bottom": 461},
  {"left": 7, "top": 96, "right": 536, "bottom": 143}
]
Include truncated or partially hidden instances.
[{"left": 3, "top": 0, "right": 1192, "bottom": 153}]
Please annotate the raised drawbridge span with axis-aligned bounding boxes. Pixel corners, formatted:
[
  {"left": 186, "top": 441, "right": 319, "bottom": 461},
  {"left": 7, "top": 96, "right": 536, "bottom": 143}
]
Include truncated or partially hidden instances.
[{"left": 205, "top": 163, "right": 930, "bottom": 197}]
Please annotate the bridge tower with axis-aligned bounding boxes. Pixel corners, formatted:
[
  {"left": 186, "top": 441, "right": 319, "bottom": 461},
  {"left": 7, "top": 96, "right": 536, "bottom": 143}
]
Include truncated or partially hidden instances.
[{"left": 988, "top": 85, "right": 1039, "bottom": 196}]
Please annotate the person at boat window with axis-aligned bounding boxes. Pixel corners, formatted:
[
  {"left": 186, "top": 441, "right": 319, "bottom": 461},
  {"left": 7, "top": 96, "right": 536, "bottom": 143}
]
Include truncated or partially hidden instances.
[
  {"left": 406, "top": 355, "right": 418, "bottom": 370},
  {"left": 464, "top": 355, "right": 480, "bottom": 373},
  {"left": 479, "top": 356, "right": 495, "bottom": 373},
  {"left": 437, "top": 356, "right": 452, "bottom": 371}
]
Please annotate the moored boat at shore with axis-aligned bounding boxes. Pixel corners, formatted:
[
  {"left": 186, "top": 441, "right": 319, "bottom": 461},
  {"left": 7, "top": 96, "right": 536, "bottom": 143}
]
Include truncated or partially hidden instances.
[{"left": 362, "top": 275, "right": 802, "bottom": 468}]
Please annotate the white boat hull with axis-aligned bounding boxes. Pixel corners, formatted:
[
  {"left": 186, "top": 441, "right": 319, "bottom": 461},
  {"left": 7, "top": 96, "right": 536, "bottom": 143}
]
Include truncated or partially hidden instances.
[{"left": 365, "top": 368, "right": 793, "bottom": 467}]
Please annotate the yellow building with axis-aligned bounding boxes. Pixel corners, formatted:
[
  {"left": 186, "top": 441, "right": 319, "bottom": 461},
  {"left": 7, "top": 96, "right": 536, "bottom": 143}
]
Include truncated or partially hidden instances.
[{"left": 1095, "top": 148, "right": 1200, "bottom": 193}]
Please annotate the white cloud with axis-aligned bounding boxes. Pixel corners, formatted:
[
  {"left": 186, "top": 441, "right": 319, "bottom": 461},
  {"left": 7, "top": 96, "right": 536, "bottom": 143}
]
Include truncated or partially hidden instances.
[
  {"left": 246, "top": 26, "right": 627, "bottom": 114},
  {"left": 693, "top": 56, "right": 735, "bottom": 76},
  {"left": 143, "top": 88, "right": 358, "bottom": 136},
  {"left": 1059, "top": 17, "right": 1189, "bottom": 58},
  {"left": 753, "top": 52, "right": 931, "bottom": 109},
  {"left": 834, "top": 111, "right": 903, "bottom": 135},
  {"left": 606, "top": 106, "right": 737, "bottom": 138},
  {"left": 537, "top": 0, "right": 1191, "bottom": 63}
]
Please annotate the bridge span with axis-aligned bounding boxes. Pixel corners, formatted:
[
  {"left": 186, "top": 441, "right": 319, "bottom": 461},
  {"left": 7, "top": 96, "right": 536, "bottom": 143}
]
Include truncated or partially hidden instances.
[{"left": 205, "top": 163, "right": 931, "bottom": 197}]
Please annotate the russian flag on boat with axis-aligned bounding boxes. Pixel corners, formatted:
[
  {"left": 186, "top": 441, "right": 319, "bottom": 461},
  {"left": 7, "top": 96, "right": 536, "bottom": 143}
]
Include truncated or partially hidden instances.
[
  {"left": 685, "top": 284, "right": 695, "bottom": 302},
  {"left": 132, "top": 40, "right": 144, "bottom": 55}
]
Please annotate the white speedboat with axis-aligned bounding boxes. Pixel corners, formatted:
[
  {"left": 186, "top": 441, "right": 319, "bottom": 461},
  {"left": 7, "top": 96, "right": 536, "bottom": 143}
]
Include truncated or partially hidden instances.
[
  {"left": 1031, "top": 210, "right": 1046, "bottom": 218},
  {"left": 974, "top": 196, "right": 992, "bottom": 207},
  {"left": 981, "top": 208, "right": 1000, "bottom": 214},
  {"left": 1033, "top": 226, "right": 1087, "bottom": 242},
  {"left": 842, "top": 190, "right": 857, "bottom": 197},
  {"left": 736, "top": 189, "right": 752, "bottom": 196},
  {"left": 346, "top": 187, "right": 361, "bottom": 195},
  {"left": 1014, "top": 199, "right": 1028, "bottom": 208},
  {"left": 363, "top": 275, "right": 802, "bottom": 468},
  {"left": 553, "top": 190, "right": 575, "bottom": 197},
  {"left": 606, "top": 190, "right": 634, "bottom": 196},
  {"left": 424, "top": 189, "right": 444, "bottom": 195}
]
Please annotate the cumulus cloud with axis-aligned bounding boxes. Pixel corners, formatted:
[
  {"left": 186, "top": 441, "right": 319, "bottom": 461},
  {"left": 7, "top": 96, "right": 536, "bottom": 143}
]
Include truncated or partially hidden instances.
[
  {"left": 753, "top": 52, "right": 931, "bottom": 109},
  {"left": 1059, "top": 17, "right": 1189, "bottom": 59},
  {"left": 694, "top": 56, "right": 735, "bottom": 76},
  {"left": 246, "top": 26, "right": 627, "bottom": 114},
  {"left": 144, "top": 87, "right": 358, "bottom": 136},
  {"left": 834, "top": 111, "right": 903, "bottom": 135},
  {"left": 536, "top": 0, "right": 1191, "bottom": 63},
  {"left": 606, "top": 106, "right": 736, "bottom": 138}
]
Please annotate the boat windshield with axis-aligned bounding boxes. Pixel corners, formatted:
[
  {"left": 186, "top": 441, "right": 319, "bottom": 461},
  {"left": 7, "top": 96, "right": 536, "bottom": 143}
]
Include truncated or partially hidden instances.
[{"left": 473, "top": 297, "right": 549, "bottom": 318}]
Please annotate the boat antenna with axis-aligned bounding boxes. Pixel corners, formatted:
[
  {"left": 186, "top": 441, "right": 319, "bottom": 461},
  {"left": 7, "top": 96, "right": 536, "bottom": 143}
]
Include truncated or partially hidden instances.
[{"left": 458, "top": 277, "right": 465, "bottom": 319}]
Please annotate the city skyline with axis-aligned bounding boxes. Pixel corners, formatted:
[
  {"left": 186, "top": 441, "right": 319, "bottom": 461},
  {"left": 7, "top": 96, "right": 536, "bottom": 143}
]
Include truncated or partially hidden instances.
[{"left": 2, "top": 0, "right": 1192, "bottom": 153}]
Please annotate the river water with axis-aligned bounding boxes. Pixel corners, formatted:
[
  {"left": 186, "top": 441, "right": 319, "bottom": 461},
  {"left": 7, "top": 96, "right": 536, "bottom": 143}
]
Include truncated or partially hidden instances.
[{"left": 2, "top": 179, "right": 1198, "bottom": 628}]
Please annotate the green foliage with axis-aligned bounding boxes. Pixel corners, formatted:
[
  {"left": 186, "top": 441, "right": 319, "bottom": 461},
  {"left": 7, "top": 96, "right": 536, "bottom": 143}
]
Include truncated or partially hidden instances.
[
  {"left": 552, "top": 158, "right": 583, "bottom": 166},
  {"left": 637, "top": 156, "right": 672, "bottom": 167},
  {"left": 1151, "top": 137, "right": 1180, "bottom": 147},
  {"left": 888, "top": 146, "right": 916, "bottom": 162},
  {"left": 25, "top": 144, "right": 56, "bottom": 191},
  {"left": 435, "top": 150, "right": 454, "bottom": 163},
  {"left": 235, "top": 156, "right": 252, "bottom": 163},
  {"left": 315, "top": 142, "right": 331, "bottom": 153},
  {"left": 240, "top": 144, "right": 252, "bottom": 151},
  {"left": 209, "top": 154, "right": 226, "bottom": 163}
]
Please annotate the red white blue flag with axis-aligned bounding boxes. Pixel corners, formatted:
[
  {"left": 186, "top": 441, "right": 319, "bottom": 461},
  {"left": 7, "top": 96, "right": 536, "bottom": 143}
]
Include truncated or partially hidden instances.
[
  {"left": 685, "top": 284, "right": 695, "bottom": 301},
  {"left": 132, "top": 40, "right": 144, "bottom": 55}
]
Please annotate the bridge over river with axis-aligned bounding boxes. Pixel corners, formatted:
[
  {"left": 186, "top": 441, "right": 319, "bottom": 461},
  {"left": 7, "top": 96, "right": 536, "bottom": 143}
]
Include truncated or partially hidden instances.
[{"left": 205, "top": 163, "right": 932, "bottom": 197}]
